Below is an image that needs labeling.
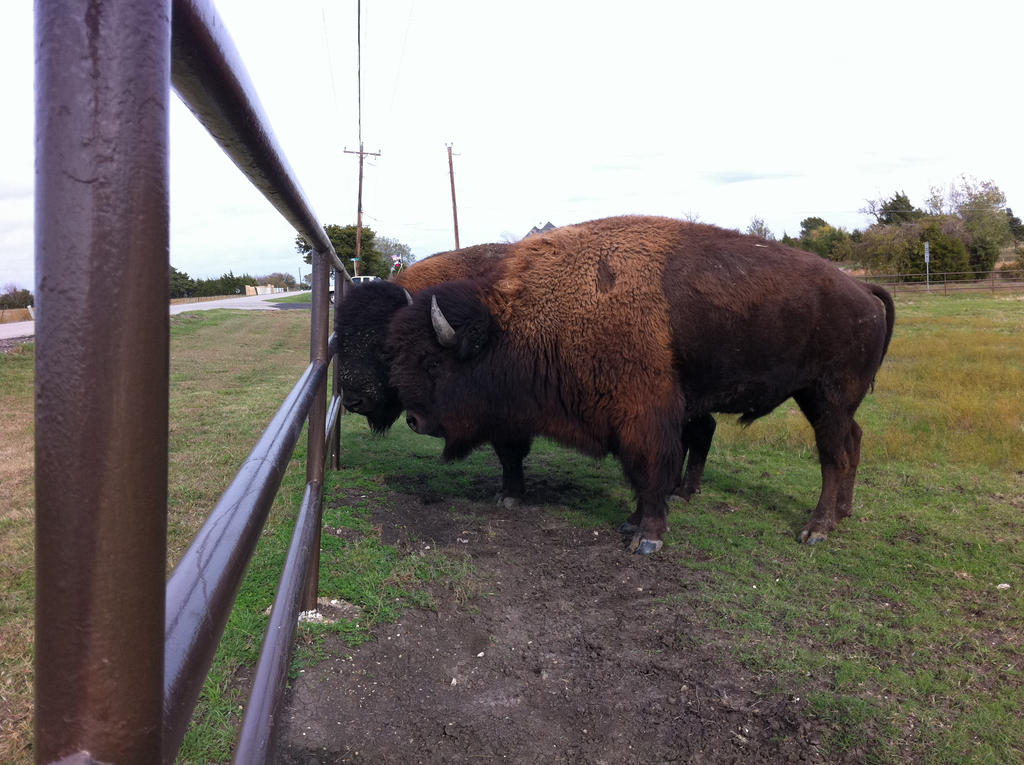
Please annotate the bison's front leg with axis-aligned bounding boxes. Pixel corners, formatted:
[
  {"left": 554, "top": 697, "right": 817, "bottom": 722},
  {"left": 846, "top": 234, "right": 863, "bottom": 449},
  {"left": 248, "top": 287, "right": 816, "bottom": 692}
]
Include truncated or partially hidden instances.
[
  {"left": 616, "top": 421, "right": 684, "bottom": 555},
  {"left": 491, "top": 437, "right": 532, "bottom": 509}
]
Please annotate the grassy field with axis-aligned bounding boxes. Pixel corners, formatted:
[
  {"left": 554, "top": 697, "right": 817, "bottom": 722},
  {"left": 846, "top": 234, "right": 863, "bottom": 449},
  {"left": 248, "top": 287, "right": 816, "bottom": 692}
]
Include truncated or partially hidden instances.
[
  {"left": 1, "top": 292, "right": 1022, "bottom": 763},
  {"left": 266, "top": 292, "right": 313, "bottom": 304}
]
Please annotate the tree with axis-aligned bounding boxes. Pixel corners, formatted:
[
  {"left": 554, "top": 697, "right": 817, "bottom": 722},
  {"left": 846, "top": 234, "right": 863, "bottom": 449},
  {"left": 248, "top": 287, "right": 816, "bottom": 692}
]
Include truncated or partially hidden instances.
[
  {"left": 861, "top": 191, "right": 924, "bottom": 226},
  {"left": 745, "top": 216, "right": 775, "bottom": 240},
  {"left": 376, "top": 235, "right": 413, "bottom": 275},
  {"left": 916, "top": 222, "right": 970, "bottom": 276},
  {"left": 193, "top": 271, "right": 257, "bottom": 297},
  {"left": 805, "top": 224, "right": 852, "bottom": 261},
  {"left": 169, "top": 266, "right": 195, "bottom": 298},
  {"left": 855, "top": 220, "right": 968, "bottom": 277},
  {"left": 294, "top": 223, "right": 389, "bottom": 278},
  {"left": 1006, "top": 208, "right": 1024, "bottom": 244},
  {"left": 925, "top": 175, "right": 1012, "bottom": 274},
  {"left": 799, "top": 217, "right": 828, "bottom": 239},
  {"left": 258, "top": 272, "right": 297, "bottom": 290},
  {"left": 0, "top": 284, "right": 33, "bottom": 309},
  {"left": 788, "top": 217, "right": 852, "bottom": 261},
  {"left": 856, "top": 224, "right": 918, "bottom": 274},
  {"left": 879, "top": 191, "right": 924, "bottom": 225}
]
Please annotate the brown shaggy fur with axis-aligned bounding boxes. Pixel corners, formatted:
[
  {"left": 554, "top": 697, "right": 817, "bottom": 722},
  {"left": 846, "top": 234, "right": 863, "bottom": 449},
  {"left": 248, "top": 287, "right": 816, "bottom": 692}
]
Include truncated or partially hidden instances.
[
  {"left": 388, "top": 216, "right": 894, "bottom": 552},
  {"left": 395, "top": 243, "right": 510, "bottom": 293}
]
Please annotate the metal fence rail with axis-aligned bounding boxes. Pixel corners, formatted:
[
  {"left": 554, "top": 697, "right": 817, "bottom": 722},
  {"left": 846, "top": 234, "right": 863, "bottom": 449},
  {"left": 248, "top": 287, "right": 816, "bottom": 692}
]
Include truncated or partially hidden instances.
[
  {"left": 34, "top": 1, "right": 347, "bottom": 763},
  {"left": 860, "top": 269, "right": 1024, "bottom": 295}
]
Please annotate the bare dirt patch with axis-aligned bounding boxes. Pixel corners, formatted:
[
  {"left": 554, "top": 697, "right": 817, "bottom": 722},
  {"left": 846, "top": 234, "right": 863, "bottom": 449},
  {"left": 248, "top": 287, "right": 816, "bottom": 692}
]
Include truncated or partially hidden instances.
[
  {"left": 0, "top": 336, "right": 33, "bottom": 354},
  {"left": 277, "top": 492, "right": 835, "bottom": 764}
]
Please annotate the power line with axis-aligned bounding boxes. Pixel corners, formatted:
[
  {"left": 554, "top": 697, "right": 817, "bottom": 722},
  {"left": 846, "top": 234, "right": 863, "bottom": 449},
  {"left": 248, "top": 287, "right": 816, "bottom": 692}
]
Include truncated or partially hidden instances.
[
  {"left": 348, "top": 0, "right": 385, "bottom": 274},
  {"left": 356, "top": 0, "right": 363, "bottom": 146}
]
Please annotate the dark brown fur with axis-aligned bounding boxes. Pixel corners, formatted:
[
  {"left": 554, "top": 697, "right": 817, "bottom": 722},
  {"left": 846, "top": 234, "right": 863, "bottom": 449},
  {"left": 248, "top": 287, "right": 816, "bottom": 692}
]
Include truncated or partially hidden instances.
[
  {"left": 388, "top": 216, "right": 894, "bottom": 552},
  {"left": 336, "top": 243, "right": 531, "bottom": 505}
]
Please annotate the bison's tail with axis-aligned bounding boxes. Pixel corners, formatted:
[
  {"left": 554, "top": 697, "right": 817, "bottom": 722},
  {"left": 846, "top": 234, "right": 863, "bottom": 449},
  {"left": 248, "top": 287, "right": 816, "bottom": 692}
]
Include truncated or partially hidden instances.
[
  {"left": 869, "top": 283, "right": 896, "bottom": 362},
  {"left": 867, "top": 284, "right": 896, "bottom": 391}
]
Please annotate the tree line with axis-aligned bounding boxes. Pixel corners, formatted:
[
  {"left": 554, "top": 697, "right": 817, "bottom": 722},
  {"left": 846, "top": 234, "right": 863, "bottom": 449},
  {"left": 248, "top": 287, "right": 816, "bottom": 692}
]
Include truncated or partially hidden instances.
[
  {"left": 167, "top": 224, "right": 414, "bottom": 299},
  {"left": 5, "top": 272, "right": 303, "bottom": 304},
  {"left": 169, "top": 268, "right": 298, "bottom": 299},
  {"left": 747, "top": 174, "right": 1023, "bottom": 278}
]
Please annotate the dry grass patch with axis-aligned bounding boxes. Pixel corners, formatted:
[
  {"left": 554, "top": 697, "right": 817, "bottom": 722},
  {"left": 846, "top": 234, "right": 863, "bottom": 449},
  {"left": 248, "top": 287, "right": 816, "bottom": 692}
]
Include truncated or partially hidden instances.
[
  {"left": 0, "top": 341, "right": 35, "bottom": 765},
  {"left": 167, "top": 309, "right": 311, "bottom": 566},
  {"left": 0, "top": 310, "right": 313, "bottom": 764}
]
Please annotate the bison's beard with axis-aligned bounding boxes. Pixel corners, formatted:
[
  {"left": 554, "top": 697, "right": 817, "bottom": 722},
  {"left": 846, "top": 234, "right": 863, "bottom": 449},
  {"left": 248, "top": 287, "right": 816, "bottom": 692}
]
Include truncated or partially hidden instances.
[{"left": 365, "top": 400, "right": 404, "bottom": 436}]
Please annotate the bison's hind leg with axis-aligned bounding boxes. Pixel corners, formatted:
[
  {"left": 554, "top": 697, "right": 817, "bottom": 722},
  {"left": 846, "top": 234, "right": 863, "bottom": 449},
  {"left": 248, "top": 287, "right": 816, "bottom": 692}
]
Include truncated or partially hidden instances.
[
  {"left": 794, "top": 390, "right": 863, "bottom": 544},
  {"left": 835, "top": 419, "right": 862, "bottom": 519},
  {"left": 672, "top": 414, "right": 716, "bottom": 501}
]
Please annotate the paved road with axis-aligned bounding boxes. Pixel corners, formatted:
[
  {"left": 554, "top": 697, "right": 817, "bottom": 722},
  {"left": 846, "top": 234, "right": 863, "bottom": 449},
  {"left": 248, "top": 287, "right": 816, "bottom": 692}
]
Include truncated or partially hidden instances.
[{"left": 0, "top": 292, "right": 310, "bottom": 341}]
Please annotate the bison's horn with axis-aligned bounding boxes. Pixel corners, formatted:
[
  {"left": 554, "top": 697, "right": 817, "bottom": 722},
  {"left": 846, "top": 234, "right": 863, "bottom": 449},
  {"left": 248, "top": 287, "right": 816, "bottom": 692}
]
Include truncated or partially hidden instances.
[
  {"left": 430, "top": 295, "right": 457, "bottom": 347},
  {"left": 403, "top": 289, "right": 413, "bottom": 305}
]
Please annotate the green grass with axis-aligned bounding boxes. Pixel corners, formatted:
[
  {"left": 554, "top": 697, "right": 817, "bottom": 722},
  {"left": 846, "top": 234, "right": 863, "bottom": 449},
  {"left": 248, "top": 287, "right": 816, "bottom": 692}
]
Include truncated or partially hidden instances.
[
  {"left": 164, "top": 311, "right": 460, "bottom": 763},
  {"left": 0, "top": 339, "right": 35, "bottom": 765},
  {"left": 652, "top": 292, "right": 1024, "bottom": 763},
  {"left": 266, "top": 292, "right": 313, "bottom": 304},
  {"left": 3, "top": 291, "right": 1023, "bottom": 764},
  {"left": 312, "top": 292, "right": 1024, "bottom": 763}
]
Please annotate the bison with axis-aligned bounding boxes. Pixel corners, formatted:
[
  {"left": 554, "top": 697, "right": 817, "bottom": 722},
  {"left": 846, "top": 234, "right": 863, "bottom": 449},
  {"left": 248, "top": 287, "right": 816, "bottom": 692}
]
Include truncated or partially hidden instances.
[
  {"left": 385, "top": 216, "right": 894, "bottom": 554},
  {"left": 337, "top": 243, "right": 721, "bottom": 509},
  {"left": 335, "top": 243, "right": 534, "bottom": 507}
]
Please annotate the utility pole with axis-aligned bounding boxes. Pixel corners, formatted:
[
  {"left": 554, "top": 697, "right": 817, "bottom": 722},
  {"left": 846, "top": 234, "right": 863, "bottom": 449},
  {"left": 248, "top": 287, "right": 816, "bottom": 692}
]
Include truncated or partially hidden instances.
[
  {"left": 447, "top": 143, "right": 460, "bottom": 249},
  {"left": 344, "top": 142, "right": 381, "bottom": 276}
]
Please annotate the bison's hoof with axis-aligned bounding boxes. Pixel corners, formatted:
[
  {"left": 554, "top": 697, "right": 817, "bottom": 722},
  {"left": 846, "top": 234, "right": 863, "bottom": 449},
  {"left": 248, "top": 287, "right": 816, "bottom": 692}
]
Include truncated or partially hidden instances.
[
  {"left": 635, "top": 539, "right": 663, "bottom": 555},
  {"left": 495, "top": 494, "right": 520, "bottom": 510},
  {"left": 799, "top": 528, "right": 829, "bottom": 544},
  {"left": 628, "top": 533, "right": 663, "bottom": 555},
  {"left": 617, "top": 521, "right": 639, "bottom": 536}
]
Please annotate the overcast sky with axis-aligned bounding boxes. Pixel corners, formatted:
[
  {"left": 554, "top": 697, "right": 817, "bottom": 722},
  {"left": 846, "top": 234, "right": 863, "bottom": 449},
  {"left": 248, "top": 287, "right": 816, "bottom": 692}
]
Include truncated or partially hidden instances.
[{"left": 3, "top": 1, "right": 1022, "bottom": 289}]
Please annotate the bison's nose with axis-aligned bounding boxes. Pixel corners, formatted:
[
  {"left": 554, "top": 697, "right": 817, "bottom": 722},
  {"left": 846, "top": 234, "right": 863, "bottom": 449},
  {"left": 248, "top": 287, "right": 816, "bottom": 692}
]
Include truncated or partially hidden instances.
[
  {"left": 406, "top": 412, "right": 424, "bottom": 433},
  {"left": 342, "top": 393, "right": 364, "bottom": 413}
]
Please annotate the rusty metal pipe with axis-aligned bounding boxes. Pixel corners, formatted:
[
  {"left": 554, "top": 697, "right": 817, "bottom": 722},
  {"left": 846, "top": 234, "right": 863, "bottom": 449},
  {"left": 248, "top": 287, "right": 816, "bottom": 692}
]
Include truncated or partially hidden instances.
[
  {"left": 231, "top": 254, "right": 333, "bottom": 761},
  {"left": 163, "top": 358, "right": 327, "bottom": 762},
  {"left": 170, "top": 0, "right": 350, "bottom": 280},
  {"left": 34, "top": 1, "right": 172, "bottom": 762},
  {"left": 325, "top": 394, "right": 343, "bottom": 455},
  {"left": 232, "top": 481, "right": 323, "bottom": 764},
  {"left": 299, "top": 252, "right": 330, "bottom": 612},
  {"left": 330, "top": 270, "right": 343, "bottom": 470}
]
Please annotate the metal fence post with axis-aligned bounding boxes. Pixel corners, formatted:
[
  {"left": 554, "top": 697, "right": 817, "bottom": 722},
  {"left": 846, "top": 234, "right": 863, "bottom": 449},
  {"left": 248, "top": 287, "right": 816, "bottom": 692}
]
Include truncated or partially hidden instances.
[
  {"left": 34, "top": 1, "right": 171, "bottom": 762},
  {"left": 331, "top": 267, "right": 343, "bottom": 471},
  {"left": 300, "top": 250, "right": 330, "bottom": 612}
]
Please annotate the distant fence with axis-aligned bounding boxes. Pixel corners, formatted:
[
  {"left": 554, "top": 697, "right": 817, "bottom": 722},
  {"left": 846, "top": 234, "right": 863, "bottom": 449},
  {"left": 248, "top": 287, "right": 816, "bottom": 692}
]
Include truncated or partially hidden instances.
[
  {"left": 35, "top": 1, "right": 352, "bottom": 763},
  {"left": 245, "top": 285, "right": 288, "bottom": 296},
  {"left": 0, "top": 307, "right": 33, "bottom": 324},
  {"left": 860, "top": 269, "right": 1024, "bottom": 295}
]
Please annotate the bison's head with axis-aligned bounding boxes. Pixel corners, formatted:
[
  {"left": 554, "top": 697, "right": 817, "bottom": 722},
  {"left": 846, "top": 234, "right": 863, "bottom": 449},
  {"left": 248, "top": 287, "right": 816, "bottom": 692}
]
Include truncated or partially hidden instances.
[
  {"left": 335, "top": 280, "right": 412, "bottom": 434},
  {"left": 386, "top": 281, "right": 509, "bottom": 461}
]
